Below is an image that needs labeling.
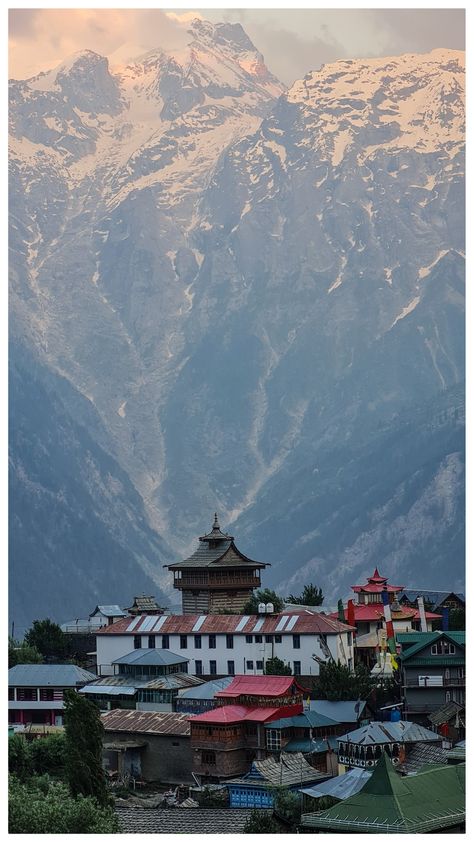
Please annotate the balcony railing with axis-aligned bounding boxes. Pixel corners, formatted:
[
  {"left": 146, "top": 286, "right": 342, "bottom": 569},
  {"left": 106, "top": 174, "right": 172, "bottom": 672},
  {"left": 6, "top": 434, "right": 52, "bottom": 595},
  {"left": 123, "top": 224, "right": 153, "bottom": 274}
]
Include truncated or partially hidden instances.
[
  {"left": 404, "top": 677, "right": 465, "bottom": 688},
  {"left": 175, "top": 575, "right": 260, "bottom": 589}
]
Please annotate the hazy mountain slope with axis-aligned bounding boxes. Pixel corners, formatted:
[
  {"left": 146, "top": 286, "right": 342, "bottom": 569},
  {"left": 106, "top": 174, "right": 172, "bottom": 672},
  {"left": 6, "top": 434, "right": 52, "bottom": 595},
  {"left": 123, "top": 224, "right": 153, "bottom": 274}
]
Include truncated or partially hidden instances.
[
  {"left": 9, "top": 27, "right": 464, "bottom": 621},
  {"left": 9, "top": 342, "right": 172, "bottom": 632}
]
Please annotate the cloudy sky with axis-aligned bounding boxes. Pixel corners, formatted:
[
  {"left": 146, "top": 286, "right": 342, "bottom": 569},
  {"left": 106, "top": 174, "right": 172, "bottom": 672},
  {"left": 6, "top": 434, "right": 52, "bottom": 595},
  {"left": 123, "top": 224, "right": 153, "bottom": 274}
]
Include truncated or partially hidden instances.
[{"left": 9, "top": 7, "right": 465, "bottom": 85}]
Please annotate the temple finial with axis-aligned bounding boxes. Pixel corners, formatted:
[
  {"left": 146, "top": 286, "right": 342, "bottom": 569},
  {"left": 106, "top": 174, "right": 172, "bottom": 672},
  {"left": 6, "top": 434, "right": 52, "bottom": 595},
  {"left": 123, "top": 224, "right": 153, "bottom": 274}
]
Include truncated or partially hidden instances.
[{"left": 213, "top": 512, "right": 220, "bottom": 530}]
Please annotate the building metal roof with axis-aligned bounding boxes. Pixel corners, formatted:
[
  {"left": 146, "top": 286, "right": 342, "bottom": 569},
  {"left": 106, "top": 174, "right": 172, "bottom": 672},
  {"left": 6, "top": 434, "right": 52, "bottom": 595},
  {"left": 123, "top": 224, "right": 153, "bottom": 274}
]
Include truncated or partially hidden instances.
[
  {"left": 330, "top": 604, "right": 440, "bottom": 623},
  {"left": 400, "top": 631, "right": 465, "bottom": 662},
  {"left": 81, "top": 684, "right": 136, "bottom": 697},
  {"left": 116, "top": 808, "right": 274, "bottom": 834},
  {"left": 8, "top": 664, "right": 97, "bottom": 687},
  {"left": 228, "top": 752, "right": 327, "bottom": 788},
  {"left": 283, "top": 736, "right": 339, "bottom": 753},
  {"left": 102, "top": 709, "right": 192, "bottom": 736},
  {"left": 90, "top": 605, "right": 128, "bottom": 618},
  {"left": 264, "top": 710, "right": 338, "bottom": 730},
  {"left": 446, "top": 742, "right": 466, "bottom": 763},
  {"left": 398, "top": 742, "right": 450, "bottom": 775},
  {"left": 112, "top": 649, "right": 189, "bottom": 667},
  {"left": 400, "top": 590, "right": 465, "bottom": 609},
  {"left": 428, "top": 701, "right": 464, "bottom": 727},
  {"left": 128, "top": 595, "right": 165, "bottom": 614},
  {"left": 337, "top": 721, "right": 442, "bottom": 746},
  {"left": 81, "top": 673, "right": 203, "bottom": 694},
  {"left": 189, "top": 704, "right": 286, "bottom": 725},
  {"left": 215, "top": 675, "right": 303, "bottom": 698},
  {"left": 300, "top": 752, "right": 465, "bottom": 833},
  {"left": 165, "top": 514, "right": 268, "bottom": 572},
  {"left": 97, "top": 611, "right": 354, "bottom": 636},
  {"left": 177, "top": 676, "right": 234, "bottom": 700},
  {"left": 301, "top": 766, "right": 372, "bottom": 801},
  {"left": 309, "top": 699, "right": 367, "bottom": 724}
]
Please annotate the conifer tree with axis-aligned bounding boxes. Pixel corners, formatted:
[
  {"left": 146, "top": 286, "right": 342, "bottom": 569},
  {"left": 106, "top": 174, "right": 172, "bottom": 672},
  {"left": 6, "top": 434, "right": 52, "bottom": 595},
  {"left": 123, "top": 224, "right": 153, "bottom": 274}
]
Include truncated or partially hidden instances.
[{"left": 63, "top": 690, "right": 108, "bottom": 806}]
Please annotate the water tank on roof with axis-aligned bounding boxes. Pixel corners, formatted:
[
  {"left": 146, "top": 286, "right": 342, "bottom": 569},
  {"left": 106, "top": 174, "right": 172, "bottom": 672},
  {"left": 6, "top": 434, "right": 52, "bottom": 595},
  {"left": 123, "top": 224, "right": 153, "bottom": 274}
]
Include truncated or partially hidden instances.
[
  {"left": 258, "top": 603, "right": 266, "bottom": 614},
  {"left": 390, "top": 709, "right": 401, "bottom": 722},
  {"left": 266, "top": 603, "right": 274, "bottom": 614}
]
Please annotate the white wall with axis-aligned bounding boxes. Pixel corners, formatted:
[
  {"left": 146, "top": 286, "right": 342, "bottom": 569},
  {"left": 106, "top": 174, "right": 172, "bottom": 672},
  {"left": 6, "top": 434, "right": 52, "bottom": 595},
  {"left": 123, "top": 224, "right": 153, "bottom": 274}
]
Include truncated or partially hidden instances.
[{"left": 96, "top": 630, "right": 354, "bottom": 678}]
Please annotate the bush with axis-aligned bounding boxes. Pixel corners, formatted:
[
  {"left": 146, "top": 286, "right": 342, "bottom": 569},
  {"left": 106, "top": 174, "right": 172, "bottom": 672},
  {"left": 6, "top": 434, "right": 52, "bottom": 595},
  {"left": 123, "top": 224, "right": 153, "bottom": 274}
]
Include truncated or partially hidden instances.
[
  {"left": 9, "top": 776, "right": 119, "bottom": 834},
  {"left": 8, "top": 735, "right": 31, "bottom": 781},
  {"left": 243, "top": 809, "right": 281, "bottom": 833},
  {"left": 29, "top": 733, "right": 66, "bottom": 777}
]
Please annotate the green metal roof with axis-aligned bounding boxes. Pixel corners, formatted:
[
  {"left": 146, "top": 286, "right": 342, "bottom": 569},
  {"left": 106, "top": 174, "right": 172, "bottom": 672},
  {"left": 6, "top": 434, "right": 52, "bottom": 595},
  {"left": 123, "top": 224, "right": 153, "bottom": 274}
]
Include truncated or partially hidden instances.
[
  {"left": 400, "top": 632, "right": 465, "bottom": 662},
  {"left": 300, "top": 752, "right": 465, "bottom": 833},
  {"left": 402, "top": 657, "right": 464, "bottom": 667}
]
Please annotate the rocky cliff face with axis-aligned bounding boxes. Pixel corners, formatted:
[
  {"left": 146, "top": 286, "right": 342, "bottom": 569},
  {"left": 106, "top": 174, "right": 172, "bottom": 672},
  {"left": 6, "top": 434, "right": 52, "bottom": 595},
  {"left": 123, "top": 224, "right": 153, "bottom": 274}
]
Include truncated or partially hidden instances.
[{"left": 9, "top": 23, "right": 464, "bottom": 624}]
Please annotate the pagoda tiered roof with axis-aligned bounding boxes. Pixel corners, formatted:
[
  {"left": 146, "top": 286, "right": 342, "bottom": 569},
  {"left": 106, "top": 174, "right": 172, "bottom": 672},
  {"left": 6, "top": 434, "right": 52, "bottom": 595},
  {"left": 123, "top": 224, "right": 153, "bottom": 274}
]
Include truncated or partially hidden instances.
[
  {"left": 352, "top": 568, "right": 404, "bottom": 594},
  {"left": 164, "top": 514, "right": 268, "bottom": 571}
]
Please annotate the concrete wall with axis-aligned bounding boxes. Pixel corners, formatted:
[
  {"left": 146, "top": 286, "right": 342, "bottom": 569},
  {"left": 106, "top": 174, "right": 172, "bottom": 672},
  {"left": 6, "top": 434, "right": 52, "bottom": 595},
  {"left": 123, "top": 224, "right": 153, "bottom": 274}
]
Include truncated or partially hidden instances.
[
  {"left": 96, "top": 629, "right": 354, "bottom": 678},
  {"left": 103, "top": 730, "right": 193, "bottom": 784}
]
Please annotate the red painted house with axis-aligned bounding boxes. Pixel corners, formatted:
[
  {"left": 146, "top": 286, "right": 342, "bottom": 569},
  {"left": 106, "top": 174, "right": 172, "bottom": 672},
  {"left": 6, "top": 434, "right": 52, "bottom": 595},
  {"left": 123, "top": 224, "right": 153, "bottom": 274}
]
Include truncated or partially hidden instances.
[{"left": 189, "top": 675, "right": 304, "bottom": 781}]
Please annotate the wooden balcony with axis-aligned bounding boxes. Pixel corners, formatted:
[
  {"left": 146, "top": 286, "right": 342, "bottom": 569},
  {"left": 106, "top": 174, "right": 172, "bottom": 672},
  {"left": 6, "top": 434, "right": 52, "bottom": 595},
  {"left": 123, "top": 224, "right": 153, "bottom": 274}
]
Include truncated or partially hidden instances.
[
  {"left": 174, "top": 573, "right": 261, "bottom": 590},
  {"left": 404, "top": 677, "right": 465, "bottom": 688}
]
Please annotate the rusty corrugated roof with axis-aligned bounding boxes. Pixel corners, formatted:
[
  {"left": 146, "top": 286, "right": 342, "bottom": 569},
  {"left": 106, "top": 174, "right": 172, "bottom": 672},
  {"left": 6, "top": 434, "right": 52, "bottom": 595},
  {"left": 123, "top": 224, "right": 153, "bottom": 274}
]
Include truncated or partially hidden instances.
[
  {"left": 98, "top": 612, "right": 354, "bottom": 636},
  {"left": 102, "top": 709, "right": 192, "bottom": 736}
]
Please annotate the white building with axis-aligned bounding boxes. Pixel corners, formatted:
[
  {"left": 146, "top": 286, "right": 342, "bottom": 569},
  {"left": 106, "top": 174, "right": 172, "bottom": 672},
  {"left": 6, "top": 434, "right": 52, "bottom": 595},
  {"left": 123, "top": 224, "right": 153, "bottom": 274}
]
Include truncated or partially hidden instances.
[{"left": 96, "top": 611, "right": 355, "bottom": 678}]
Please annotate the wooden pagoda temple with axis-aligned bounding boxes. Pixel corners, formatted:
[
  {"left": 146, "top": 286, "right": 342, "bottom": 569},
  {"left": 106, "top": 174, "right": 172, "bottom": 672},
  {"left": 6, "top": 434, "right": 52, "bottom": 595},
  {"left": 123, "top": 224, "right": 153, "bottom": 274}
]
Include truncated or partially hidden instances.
[{"left": 164, "top": 514, "right": 269, "bottom": 614}]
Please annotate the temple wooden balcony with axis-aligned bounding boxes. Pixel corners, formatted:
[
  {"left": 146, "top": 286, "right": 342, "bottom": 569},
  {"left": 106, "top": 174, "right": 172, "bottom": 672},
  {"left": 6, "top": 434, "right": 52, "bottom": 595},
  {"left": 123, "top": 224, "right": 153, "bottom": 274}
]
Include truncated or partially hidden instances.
[{"left": 173, "top": 574, "right": 261, "bottom": 590}]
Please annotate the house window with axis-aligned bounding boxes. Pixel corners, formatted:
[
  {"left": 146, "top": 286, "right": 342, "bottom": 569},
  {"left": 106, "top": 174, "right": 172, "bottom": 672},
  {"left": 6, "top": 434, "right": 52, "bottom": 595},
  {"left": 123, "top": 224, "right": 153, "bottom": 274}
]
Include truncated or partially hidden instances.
[
  {"left": 202, "top": 751, "right": 216, "bottom": 765},
  {"left": 449, "top": 644, "right": 456, "bottom": 655},
  {"left": 40, "top": 688, "right": 54, "bottom": 701},
  {"left": 209, "top": 660, "right": 217, "bottom": 675},
  {"left": 265, "top": 635, "right": 273, "bottom": 643},
  {"left": 8, "top": 688, "right": 14, "bottom": 701},
  {"left": 209, "top": 634, "right": 216, "bottom": 649},
  {"left": 274, "top": 635, "right": 282, "bottom": 644},
  {"left": 180, "top": 635, "right": 187, "bottom": 649},
  {"left": 194, "top": 635, "right": 202, "bottom": 649},
  {"left": 227, "top": 661, "right": 235, "bottom": 675},
  {"left": 266, "top": 729, "right": 281, "bottom": 751},
  {"left": 246, "top": 635, "right": 253, "bottom": 644},
  {"left": 446, "top": 691, "right": 451, "bottom": 703},
  {"left": 347, "top": 632, "right": 352, "bottom": 646},
  {"left": 195, "top": 660, "right": 203, "bottom": 675},
  {"left": 293, "top": 661, "right": 301, "bottom": 675},
  {"left": 256, "top": 660, "right": 264, "bottom": 671},
  {"left": 134, "top": 635, "right": 141, "bottom": 649},
  {"left": 255, "top": 634, "right": 262, "bottom": 643},
  {"left": 162, "top": 634, "right": 170, "bottom": 649},
  {"left": 293, "top": 634, "right": 300, "bottom": 649},
  {"left": 148, "top": 635, "right": 156, "bottom": 649},
  {"left": 17, "top": 688, "right": 37, "bottom": 701},
  {"left": 246, "top": 660, "right": 254, "bottom": 671},
  {"left": 226, "top": 635, "right": 234, "bottom": 649}
]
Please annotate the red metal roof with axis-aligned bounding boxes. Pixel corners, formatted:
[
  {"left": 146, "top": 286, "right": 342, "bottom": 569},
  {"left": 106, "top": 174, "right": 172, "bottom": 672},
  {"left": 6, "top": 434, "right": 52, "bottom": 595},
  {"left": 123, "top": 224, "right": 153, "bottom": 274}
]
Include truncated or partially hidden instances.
[
  {"left": 97, "top": 612, "right": 355, "bottom": 636},
  {"left": 215, "top": 675, "right": 303, "bottom": 698},
  {"left": 188, "top": 704, "right": 298, "bottom": 725},
  {"left": 330, "top": 605, "right": 441, "bottom": 623},
  {"left": 352, "top": 583, "right": 404, "bottom": 593}
]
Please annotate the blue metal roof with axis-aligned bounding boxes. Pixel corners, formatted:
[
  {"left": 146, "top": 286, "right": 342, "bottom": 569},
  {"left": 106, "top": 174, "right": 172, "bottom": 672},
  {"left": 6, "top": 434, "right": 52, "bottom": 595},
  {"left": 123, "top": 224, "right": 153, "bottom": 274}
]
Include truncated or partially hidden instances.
[
  {"left": 177, "top": 676, "right": 234, "bottom": 700},
  {"left": 300, "top": 767, "right": 371, "bottom": 801},
  {"left": 80, "top": 684, "right": 136, "bottom": 697},
  {"left": 309, "top": 700, "right": 366, "bottom": 723},
  {"left": 8, "top": 664, "right": 96, "bottom": 687},
  {"left": 264, "top": 710, "right": 338, "bottom": 730},
  {"left": 90, "top": 605, "right": 128, "bottom": 618},
  {"left": 112, "top": 649, "right": 189, "bottom": 666}
]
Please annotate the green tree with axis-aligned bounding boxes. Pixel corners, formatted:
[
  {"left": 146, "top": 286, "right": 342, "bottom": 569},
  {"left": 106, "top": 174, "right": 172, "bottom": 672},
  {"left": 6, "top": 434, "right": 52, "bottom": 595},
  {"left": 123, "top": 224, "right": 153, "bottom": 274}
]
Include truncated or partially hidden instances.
[
  {"left": 243, "top": 589, "right": 285, "bottom": 615},
  {"left": 286, "top": 584, "right": 324, "bottom": 606},
  {"left": 273, "top": 787, "right": 301, "bottom": 831},
  {"left": 8, "top": 776, "right": 119, "bottom": 834},
  {"left": 9, "top": 636, "right": 43, "bottom": 667},
  {"left": 448, "top": 607, "right": 465, "bottom": 630},
  {"left": 264, "top": 656, "right": 292, "bottom": 676},
  {"left": 29, "top": 733, "right": 66, "bottom": 778},
  {"left": 24, "top": 619, "right": 69, "bottom": 661},
  {"left": 63, "top": 690, "right": 109, "bottom": 806},
  {"left": 8, "top": 734, "right": 32, "bottom": 781},
  {"left": 243, "top": 809, "right": 281, "bottom": 833},
  {"left": 316, "top": 661, "right": 372, "bottom": 701}
]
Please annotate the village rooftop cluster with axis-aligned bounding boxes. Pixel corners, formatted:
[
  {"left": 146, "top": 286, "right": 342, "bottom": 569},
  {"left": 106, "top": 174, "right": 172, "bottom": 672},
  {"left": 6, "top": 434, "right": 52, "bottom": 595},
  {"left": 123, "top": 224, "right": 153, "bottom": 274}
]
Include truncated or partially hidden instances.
[{"left": 9, "top": 516, "right": 465, "bottom": 833}]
